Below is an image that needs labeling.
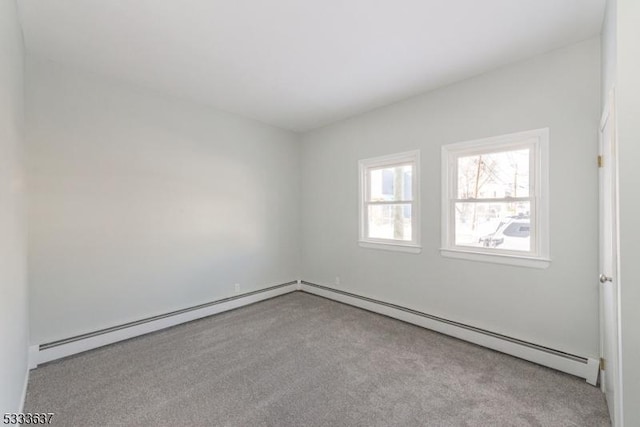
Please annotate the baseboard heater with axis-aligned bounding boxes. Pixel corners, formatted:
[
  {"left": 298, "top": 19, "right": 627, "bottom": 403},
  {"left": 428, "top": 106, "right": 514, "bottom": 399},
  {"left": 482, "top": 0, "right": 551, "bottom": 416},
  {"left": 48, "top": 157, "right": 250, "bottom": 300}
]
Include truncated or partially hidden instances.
[
  {"left": 30, "top": 281, "right": 299, "bottom": 368},
  {"left": 30, "top": 279, "right": 599, "bottom": 386},
  {"left": 300, "top": 281, "right": 599, "bottom": 385}
]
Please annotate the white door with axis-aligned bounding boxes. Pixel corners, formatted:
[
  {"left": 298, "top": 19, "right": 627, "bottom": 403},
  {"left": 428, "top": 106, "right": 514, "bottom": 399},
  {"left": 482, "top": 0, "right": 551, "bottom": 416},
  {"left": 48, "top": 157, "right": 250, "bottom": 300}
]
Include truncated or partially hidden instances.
[{"left": 599, "top": 91, "right": 621, "bottom": 426}]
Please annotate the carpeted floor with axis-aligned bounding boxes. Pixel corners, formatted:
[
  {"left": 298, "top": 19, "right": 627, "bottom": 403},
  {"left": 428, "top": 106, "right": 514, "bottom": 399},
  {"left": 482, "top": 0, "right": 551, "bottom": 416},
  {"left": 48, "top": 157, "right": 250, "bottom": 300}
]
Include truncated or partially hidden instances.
[{"left": 25, "top": 292, "right": 610, "bottom": 426}]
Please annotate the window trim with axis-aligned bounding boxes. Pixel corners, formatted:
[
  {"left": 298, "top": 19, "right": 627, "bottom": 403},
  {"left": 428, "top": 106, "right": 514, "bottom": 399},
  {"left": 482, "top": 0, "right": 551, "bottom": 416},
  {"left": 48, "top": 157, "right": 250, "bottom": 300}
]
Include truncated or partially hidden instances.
[
  {"left": 440, "top": 129, "right": 550, "bottom": 268},
  {"left": 358, "top": 150, "right": 421, "bottom": 253}
]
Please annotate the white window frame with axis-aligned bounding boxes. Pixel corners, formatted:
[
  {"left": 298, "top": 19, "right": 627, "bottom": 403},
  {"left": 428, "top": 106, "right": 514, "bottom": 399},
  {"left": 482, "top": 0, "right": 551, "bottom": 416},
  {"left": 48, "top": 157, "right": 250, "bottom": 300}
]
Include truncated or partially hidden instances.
[
  {"left": 359, "top": 150, "right": 421, "bottom": 254},
  {"left": 441, "top": 129, "right": 550, "bottom": 268}
]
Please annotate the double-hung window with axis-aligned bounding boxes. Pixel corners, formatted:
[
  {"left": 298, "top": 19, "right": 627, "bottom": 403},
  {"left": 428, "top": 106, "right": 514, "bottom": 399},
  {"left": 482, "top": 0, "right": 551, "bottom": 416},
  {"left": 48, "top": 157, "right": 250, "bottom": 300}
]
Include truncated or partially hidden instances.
[
  {"left": 359, "top": 150, "right": 421, "bottom": 253},
  {"left": 441, "top": 129, "right": 550, "bottom": 268}
]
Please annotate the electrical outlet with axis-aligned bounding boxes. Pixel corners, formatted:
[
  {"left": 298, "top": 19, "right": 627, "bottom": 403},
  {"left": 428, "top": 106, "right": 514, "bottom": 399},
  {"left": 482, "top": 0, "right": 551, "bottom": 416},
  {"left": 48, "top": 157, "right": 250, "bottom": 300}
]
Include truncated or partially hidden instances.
[
  {"left": 234, "top": 283, "right": 240, "bottom": 294},
  {"left": 335, "top": 276, "right": 341, "bottom": 286}
]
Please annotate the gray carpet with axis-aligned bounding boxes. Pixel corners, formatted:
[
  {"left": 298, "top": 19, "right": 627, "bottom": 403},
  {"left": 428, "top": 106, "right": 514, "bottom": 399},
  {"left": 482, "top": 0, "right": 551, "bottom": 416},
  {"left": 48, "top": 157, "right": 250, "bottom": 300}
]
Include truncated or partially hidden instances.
[{"left": 25, "top": 292, "right": 610, "bottom": 426}]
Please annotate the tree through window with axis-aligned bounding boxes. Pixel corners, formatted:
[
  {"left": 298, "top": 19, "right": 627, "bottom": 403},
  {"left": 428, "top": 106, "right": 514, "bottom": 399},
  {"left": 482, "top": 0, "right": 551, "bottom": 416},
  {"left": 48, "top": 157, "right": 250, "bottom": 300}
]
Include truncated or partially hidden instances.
[
  {"left": 441, "top": 129, "right": 550, "bottom": 267},
  {"left": 359, "top": 151, "right": 421, "bottom": 253}
]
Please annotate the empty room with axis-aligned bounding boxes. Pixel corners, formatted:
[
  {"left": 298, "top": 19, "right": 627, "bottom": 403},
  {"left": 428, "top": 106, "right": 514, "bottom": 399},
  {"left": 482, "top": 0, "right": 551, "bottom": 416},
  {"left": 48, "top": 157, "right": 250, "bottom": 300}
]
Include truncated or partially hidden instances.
[{"left": 1, "top": 0, "right": 639, "bottom": 425}]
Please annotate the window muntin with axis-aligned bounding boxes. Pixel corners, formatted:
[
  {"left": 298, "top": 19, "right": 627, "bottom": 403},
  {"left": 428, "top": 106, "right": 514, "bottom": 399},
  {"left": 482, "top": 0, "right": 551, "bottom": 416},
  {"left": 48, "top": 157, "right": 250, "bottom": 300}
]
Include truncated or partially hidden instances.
[
  {"left": 359, "top": 151, "right": 420, "bottom": 252},
  {"left": 442, "top": 129, "right": 549, "bottom": 267}
]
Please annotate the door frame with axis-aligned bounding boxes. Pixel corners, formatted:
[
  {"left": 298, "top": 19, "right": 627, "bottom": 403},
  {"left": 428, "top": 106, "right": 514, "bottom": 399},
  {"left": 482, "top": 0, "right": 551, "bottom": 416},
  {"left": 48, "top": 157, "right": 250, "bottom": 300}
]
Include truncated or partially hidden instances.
[{"left": 599, "top": 88, "right": 623, "bottom": 426}]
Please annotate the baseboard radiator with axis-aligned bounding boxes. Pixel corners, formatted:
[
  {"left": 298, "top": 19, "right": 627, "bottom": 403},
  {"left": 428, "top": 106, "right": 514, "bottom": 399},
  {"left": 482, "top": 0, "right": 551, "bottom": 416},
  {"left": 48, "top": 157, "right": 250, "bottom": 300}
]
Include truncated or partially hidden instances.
[
  {"left": 29, "top": 279, "right": 599, "bottom": 386},
  {"left": 300, "top": 281, "right": 599, "bottom": 385},
  {"left": 30, "top": 281, "right": 299, "bottom": 368}
]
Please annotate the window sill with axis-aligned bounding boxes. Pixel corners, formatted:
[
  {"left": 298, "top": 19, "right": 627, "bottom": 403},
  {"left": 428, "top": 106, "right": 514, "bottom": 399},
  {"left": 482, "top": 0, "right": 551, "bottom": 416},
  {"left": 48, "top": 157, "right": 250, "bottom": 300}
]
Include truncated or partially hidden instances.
[
  {"left": 440, "top": 248, "right": 551, "bottom": 269},
  {"left": 359, "top": 241, "right": 422, "bottom": 254}
]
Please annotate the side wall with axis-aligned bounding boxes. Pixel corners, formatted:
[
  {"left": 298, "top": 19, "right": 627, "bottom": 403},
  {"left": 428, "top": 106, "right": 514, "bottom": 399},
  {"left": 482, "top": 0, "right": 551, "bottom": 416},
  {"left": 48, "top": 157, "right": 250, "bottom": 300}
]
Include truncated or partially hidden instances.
[
  {"left": 601, "top": 0, "right": 616, "bottom": 108},
  {"left": 617, "top": 0, "right": 640, "bottom": 424},
  {"left": 300, "top": 38, "right": 601, "bottom": 358},
  {"left": 0, "top": 0, "right": 28, "bottom": 413},
  {"left": 26, "top": 58, "right": 300, "bottom": 345}
]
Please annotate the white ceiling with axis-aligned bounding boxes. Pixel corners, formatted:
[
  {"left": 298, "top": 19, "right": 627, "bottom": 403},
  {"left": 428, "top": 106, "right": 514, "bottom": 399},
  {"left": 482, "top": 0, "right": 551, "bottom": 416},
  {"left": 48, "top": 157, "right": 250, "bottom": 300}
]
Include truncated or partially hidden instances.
[{"left": 18, "top": 0, "right": 605, "bottom": 132}]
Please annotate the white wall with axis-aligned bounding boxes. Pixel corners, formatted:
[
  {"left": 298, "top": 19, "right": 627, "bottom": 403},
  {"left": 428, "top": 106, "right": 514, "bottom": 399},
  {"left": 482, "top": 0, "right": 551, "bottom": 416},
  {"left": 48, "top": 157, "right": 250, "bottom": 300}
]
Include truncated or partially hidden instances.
[
  {"left": 300, "top": 38, "right": 601, "bottom": 358},
  {"left": 0, "top": 0, "right": 28, "bottom": 413},
  {"left": 601, "top": 1, "right": 640, "bottom": 423},
  {"left": 601, "top": 0, "right": 616, "bottom": 107},
  {"left": 26, "top": 58, "right": 300, "bottom": 345},
  {"left": 616, "top": 0, "right": 640, "bottom": 424}
]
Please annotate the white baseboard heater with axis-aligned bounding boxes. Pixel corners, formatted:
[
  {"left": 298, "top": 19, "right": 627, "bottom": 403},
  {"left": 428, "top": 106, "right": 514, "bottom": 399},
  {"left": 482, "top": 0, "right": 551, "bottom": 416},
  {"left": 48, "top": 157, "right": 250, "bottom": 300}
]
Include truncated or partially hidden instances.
[
  {"left": 30, "top": 279, "right": 599, "bottom": 387},
  {"left": 300, "top": 281, "right": 599, "bottom": 386},
  {"left": 30, "top": 281, "right": 299, "bottom": 369}
]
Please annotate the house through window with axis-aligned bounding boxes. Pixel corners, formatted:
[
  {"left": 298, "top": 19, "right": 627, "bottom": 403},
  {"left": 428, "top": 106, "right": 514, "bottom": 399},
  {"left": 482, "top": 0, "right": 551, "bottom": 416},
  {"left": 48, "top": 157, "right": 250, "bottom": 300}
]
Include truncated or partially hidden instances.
[
  {"left": 441, "top": 129, "right": 550, "bottom": 268},
  {"left": 359, "top": 150, "right": 421, "bottom": 253}
]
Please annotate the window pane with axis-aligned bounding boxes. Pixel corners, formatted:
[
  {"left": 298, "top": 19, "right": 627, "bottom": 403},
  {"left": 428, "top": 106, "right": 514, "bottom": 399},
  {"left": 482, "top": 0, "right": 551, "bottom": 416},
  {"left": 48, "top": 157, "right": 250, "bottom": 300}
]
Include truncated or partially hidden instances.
[
  {"left": 368, "top": 204, "right": 412, "bottom": 241},
  {"left": 369, "top": 164, "right": 412, "bottom": 202},
  {"left": 454, "top": 201, "right": 531, "bottom": 251},
  {"left": 457, "top": 149, "right": 529, "bottom": 199}
]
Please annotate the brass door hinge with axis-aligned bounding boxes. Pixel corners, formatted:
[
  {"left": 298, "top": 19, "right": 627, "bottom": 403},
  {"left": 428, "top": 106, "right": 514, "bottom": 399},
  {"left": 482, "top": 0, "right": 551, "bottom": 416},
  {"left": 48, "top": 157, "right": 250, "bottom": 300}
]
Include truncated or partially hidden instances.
[
  {"left": 598, "top": 155, "right": 603, "bottom": 168},
  {"left": 600, "top": 357, "right": 606, "bottom": 371}
]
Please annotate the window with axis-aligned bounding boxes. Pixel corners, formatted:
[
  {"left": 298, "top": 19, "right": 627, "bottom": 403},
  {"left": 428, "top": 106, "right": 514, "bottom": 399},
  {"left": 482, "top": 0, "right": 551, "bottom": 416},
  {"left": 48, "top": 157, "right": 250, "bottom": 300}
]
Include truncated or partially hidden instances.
[
  {"left": 441, "top": 129, "right": 550, "bottom": 268},
  {"left": 359, "top": 150, "right": 420, "bottom": 253}
]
